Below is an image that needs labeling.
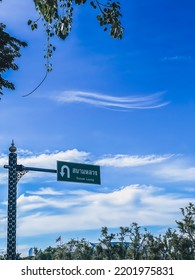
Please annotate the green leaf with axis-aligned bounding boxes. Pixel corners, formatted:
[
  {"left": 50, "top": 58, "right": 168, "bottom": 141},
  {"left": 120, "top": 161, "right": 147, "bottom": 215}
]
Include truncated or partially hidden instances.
[
  {"left": 90, "top": 1, "right": 97, "bottom": 9},
  {"left": 75, "top": 0, "right": 87, "bottom": 5}
]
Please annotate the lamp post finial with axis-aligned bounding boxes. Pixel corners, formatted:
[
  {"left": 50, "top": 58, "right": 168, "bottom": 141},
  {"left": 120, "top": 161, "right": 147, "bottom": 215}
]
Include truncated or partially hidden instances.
[{"left": 9, "top": 140, "right": 17, "bottom": 153}]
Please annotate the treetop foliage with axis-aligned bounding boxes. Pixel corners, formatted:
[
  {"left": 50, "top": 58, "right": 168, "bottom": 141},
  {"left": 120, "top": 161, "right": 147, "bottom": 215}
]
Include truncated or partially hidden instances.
[
  {"left": 0, "top": 24, "right": 27, "bottom": 96},
  {"left": 0, "top": 0, "right": 123, "bottom": 96},
  {"left": 29, "top": 0, "right": 124, "bottom": 72}
]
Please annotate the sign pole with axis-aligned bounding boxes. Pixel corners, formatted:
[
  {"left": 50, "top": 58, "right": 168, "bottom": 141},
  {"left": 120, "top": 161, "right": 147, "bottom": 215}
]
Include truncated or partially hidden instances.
[
  {"left": 7, "top": 141, "right": 18, "bottom": 260},
  {"left": 4, "top": 142, "right": 101, "bottom": 259}
]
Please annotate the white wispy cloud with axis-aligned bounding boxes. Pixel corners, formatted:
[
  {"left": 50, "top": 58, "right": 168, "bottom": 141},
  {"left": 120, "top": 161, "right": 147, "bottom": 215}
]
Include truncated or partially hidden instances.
[
  {"left": 0, "top": 153, "right": 8, "bottom": 166},
  {"left": 17, "top": 149, "right": 34, "bottom": 156},
  {"left": 94, "top": 153, "right": 195, "bottom": 183},
  {"left": 1, "top": 149, "right": 195, "bottom": 185},
  {"left": 53, "top": 91, "right": 169, "bottom": 110},
  {"left": 162, "top": 55, "right": 192, "bottom": 62},
  {"left": 154, "top": 165, "right": 195, "bottom": 182},
  {"left": 17, "top": 193, "right": 77, "bottom": 212},
  {"left": 26, "top": 187, "right": 65, "bottom": 196},
  {"left": 17, "top": 149, "right": 90, "bottom": 169},
  {"left": 16, "top": 185, "right": 195, "bottom": 237},
  {"left": 94, "top": 154, "right": 173, "bottom": 167},
  {"left": 0, "top": 210, "right": 6, "bottom": 239}
]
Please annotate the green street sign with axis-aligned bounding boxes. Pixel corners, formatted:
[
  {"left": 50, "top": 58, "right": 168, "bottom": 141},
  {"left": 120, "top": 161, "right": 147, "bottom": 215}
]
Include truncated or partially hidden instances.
[{"left": 57, "top": 161, "right": 101, "bottom": 185}]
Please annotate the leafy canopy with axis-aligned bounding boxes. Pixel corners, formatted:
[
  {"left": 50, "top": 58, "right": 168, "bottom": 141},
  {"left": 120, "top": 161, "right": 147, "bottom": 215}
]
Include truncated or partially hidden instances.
[
  {"left": 29, "top": 0, "right": 124, "bottom": 71},
  {"left": 0, "top": 24, "right": 27, "bottom": 96},
  {"left": 0, "top": 0, "right": 123, "bottom": 96}
]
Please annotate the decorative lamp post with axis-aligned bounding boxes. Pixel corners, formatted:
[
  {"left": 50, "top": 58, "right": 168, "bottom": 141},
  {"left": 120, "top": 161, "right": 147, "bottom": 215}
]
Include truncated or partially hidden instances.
[{"left": 7, "top": 140, "right": 18, "bottom": 260}]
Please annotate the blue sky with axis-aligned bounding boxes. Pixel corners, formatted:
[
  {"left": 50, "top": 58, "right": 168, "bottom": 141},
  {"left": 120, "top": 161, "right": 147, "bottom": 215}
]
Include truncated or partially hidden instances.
[{"left": 0, "top": 0, "right": 195, "bottom": 256}]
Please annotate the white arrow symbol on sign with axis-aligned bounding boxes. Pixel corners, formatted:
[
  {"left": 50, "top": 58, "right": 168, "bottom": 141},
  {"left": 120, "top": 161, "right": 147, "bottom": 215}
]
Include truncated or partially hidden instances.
[{"left": 60, "top": 165, "right": 70, "bottom": 178}]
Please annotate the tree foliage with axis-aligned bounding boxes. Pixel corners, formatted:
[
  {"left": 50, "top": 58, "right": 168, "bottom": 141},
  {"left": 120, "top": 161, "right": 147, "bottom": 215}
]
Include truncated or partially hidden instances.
[
  {"left": 30, "top": 0, "right": 124, "bottom": 40},
  {"left": 0, "top": 0, "right": 123, "bottom": 96},
  {"left": 0, "top": 23, "right": 27, "bottom": 96},
  {"left": 29, "top": 0, "right": 124, "bottom": 71}
]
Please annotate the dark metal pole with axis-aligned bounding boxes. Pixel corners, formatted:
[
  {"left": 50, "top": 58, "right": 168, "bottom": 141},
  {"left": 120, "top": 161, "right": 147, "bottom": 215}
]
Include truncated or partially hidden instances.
[
  {"left": 18, "top": 165, "right": 57, "bottom": 174},
  {"left": 7, "top": 141, "right": 17, "bottom": 260},
  {"left": 4, "top": 143, "right": 58, "bottom": 259}
]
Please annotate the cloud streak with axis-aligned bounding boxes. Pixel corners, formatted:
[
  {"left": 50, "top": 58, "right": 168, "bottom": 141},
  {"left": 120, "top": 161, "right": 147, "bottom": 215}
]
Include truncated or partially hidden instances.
[
  {"left": 16, "top": 185, "right": 195, "bottom": 237},
  {"left": 162, "top": 55, "right": 192, "bottom": 62},
  {"left": 17, "top": 149, "right": 89, "bottom": 169},
  {"left": 154, "top": 165, "right": 195, "bottom": 182},
  {"left": 95, "top": 154, "right": 173, "bottom": 167},
  {"left": 54, "top": 91, "right": 169, "bottom": 110},
  {"left": 2, "top": 149, "right": 195, "bottom": 184},
  {"left": 26, "top": 187, "right": 65, "bottom": 196}
]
